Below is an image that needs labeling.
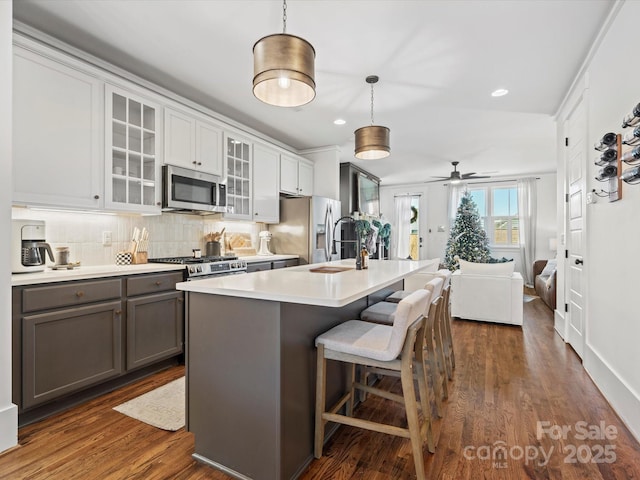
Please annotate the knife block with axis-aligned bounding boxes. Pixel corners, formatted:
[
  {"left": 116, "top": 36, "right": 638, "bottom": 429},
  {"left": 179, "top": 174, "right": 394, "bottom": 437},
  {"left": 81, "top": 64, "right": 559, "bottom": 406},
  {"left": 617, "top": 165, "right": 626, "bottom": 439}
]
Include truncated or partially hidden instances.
[{"left": 132, "top": 252, "right": 148, "bottom": 264}]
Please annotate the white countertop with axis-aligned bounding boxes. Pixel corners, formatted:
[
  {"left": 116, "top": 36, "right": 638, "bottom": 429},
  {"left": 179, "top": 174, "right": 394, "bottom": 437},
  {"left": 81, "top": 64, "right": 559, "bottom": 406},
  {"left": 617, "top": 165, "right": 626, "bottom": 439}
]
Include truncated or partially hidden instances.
[
  {"left": 176, "top": 258, "right": 440, "bottom": 307},
  {"left": 11, "top": 255, "right": 300, "bottom": 286},
  {"left": 11, "top": 263, "right": 186, "bottom": 286}
]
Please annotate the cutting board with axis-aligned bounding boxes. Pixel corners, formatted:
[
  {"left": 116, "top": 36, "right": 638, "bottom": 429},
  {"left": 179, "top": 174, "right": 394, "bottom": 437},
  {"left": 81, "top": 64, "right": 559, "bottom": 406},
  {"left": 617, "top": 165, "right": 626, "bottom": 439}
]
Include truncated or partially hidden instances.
[
  {"left": 309, "top": 266, "right": 353, "bottom": 274},
  {"left": 225, "top": 233, "right": 254, "bottom": 256}
]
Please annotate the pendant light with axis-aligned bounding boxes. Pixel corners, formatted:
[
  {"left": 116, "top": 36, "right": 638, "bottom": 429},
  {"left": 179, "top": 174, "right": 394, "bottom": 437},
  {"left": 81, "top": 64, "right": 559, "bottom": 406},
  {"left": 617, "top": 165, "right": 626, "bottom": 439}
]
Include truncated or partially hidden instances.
[
  {"left": 354, "top": 75, "right": 390, "bottom": 160},
  {"left": 253, "top": 0, "right": 316, "bottom": 107}
]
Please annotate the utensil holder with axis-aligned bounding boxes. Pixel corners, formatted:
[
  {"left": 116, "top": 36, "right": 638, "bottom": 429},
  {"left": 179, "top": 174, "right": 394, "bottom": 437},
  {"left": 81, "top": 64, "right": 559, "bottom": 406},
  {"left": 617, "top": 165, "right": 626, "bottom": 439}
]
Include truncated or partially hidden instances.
[
  {"left": 206, "top": 241, "right": 221, "bottom": 257},
  {"left": 132, "top": 251, "right": 148, "bottom": 264}
]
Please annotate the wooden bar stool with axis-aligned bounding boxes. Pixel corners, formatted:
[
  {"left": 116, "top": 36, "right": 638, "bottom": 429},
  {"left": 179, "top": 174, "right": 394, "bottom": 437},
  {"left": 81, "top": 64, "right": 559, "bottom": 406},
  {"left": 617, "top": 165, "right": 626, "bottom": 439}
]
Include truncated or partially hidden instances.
[
  {"left": 387, "top": 269, "right": 456, "bottom": 380},
  {"left": 359, "top": 278, "right": 449, "bottom": 409},
  {"left": 314, "top": 290, "right": 432, "bottom": 480},
  {"left": 437, "top": 270, "right": 455, "bottom": 378}
]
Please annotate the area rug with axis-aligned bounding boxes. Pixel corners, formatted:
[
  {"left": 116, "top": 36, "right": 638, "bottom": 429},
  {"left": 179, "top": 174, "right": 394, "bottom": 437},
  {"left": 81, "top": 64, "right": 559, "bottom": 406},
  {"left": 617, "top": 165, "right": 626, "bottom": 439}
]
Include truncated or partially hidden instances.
[
  {"left": 113, "top": 377, "right": 185, "bottom": 431},
  {"left": 523, "top": 294, "right": 538, "bottom": 303}
]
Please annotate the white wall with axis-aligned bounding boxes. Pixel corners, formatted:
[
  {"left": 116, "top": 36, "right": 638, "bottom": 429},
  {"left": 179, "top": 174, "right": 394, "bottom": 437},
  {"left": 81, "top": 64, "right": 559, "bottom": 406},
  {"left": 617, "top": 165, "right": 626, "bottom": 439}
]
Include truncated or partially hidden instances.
[
  {"left": 1, "top": 0, "right": 18, "bottom": 453},
  {"left": 558, "top": 0, "right": 640, "bottom": 441},
  {"left": 380, "top": 174, "right": 557, "bottom": 272}
]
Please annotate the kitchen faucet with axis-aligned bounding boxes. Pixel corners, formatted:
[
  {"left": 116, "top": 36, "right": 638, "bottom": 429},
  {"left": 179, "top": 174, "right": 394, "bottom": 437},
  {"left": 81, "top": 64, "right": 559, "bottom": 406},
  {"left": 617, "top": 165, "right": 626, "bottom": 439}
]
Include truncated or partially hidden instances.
[
  {"left": 331, "top": 216, "right": 357, "bottom": 255},
  {"left": 331, "top": 216, "right": 364, "bottom": 270}
]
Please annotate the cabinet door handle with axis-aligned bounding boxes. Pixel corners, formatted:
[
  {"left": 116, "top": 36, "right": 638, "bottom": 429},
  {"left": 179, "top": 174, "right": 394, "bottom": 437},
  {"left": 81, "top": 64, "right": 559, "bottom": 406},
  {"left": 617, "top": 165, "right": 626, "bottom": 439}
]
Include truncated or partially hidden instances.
[
  {"left": 115, "top": 309, "right": 122, "bottom": 315},
  {"left": 156, "top": 202, "right": 162, "bottom": 206},
  {"left": 178, "top": 298, "right": 184, "bottom": 303},
  {"left": 197, "top": 162, "right": 202, "bottom": 166},
  {"left": 76, "top": 291, "right": 84, "bottom": 297},
  {"left": 192, "top": 161, "right": 197, "bottom": 165},
  {"left": 94, "top": 195, "right": 100, "bottom": 200},
  {"left": 155, "top": 281, "right": 163, "bottom": 286}
]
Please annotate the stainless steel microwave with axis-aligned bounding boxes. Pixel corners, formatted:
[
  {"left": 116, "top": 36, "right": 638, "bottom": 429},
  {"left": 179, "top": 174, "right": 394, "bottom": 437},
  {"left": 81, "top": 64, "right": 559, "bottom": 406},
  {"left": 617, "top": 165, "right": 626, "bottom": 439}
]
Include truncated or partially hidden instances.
[{"left": 162, "top": 164, "right": 229, "bottom": 214}]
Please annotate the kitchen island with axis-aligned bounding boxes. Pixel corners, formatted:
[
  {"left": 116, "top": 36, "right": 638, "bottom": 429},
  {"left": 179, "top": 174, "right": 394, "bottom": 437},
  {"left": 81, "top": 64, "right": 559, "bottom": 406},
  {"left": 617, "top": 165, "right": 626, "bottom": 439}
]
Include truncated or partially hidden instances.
[{"left": 177, "top": 258, "right": 439, "bottom": 480}]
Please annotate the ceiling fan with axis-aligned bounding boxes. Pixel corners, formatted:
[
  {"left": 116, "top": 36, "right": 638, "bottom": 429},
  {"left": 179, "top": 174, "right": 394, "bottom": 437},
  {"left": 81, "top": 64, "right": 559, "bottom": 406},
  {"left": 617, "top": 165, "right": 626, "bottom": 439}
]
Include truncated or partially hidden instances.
[{"left": 426, "top": 161, "right": 492, "bottom": 184}]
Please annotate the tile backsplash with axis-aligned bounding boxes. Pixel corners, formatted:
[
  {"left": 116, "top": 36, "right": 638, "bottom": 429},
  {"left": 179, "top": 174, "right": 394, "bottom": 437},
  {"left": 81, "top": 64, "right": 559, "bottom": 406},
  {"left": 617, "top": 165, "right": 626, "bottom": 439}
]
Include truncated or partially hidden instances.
[{"left": 12, "top": 207, "right": 262, "bottom": 266}]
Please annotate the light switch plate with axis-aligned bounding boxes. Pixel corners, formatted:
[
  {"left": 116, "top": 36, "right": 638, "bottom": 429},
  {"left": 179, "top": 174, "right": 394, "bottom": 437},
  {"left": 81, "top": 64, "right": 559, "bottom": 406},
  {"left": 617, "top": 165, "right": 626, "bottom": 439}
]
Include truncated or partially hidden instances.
[{"left": 102, "top": 231, "right": 112, "bottom": 246}]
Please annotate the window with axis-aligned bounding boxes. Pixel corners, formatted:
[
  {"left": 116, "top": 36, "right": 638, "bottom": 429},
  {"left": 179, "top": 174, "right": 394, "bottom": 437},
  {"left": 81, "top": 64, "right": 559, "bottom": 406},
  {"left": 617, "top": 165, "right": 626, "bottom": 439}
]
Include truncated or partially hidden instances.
[{"left": 468, "top": 186, "right": 519, "bottom": 246}]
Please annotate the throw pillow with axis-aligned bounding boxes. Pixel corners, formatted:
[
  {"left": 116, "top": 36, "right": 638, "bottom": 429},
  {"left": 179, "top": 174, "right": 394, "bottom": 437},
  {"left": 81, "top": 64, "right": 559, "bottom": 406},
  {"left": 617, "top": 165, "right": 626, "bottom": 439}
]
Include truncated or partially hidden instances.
[
  {"left": 458, "top": 258, "right": 515, "bottom": 276},
  {"left": 540, "top": 259, "right": 557, "bottom": 277},
  {"left": 545, "top": 274, "right": 554, "bottom": 289}
]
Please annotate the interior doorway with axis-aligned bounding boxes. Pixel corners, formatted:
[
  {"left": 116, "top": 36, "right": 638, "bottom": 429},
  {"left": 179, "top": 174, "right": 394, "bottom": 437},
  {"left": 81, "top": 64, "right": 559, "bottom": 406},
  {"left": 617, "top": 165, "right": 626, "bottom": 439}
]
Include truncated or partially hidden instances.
[
  {"left": 392, "top": 193, "right": 423, "bottom": 260},
  {"left": 409, "top": 196, "right": 420, "bottom": 260}
]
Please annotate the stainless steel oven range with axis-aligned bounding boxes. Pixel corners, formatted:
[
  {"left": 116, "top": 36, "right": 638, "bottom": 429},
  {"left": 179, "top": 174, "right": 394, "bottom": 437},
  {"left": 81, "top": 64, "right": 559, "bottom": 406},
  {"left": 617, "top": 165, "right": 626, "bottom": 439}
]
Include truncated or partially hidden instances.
[{"left": 148, "top": 255, "right": 247, "bottom": 281}]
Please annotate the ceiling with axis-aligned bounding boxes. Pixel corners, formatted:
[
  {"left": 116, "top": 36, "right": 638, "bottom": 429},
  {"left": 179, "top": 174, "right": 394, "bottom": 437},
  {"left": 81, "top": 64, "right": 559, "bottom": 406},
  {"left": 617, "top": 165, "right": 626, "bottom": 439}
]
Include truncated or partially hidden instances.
[{"left": 12, "top": 0, "right": 614, "bottom": 185}]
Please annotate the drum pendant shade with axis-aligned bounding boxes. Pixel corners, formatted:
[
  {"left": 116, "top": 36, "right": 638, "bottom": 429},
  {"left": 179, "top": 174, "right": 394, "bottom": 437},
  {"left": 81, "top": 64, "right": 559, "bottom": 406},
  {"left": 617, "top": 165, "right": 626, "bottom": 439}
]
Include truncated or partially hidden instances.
[
  {"left": 354, "top": 75, "right": 390, "bottom": 159},
  {"left": 355, "top": 125, "right": 391, "bottom": 160},
  {"left": 253, "top": 33, "right": 316, "bottom": 107}
]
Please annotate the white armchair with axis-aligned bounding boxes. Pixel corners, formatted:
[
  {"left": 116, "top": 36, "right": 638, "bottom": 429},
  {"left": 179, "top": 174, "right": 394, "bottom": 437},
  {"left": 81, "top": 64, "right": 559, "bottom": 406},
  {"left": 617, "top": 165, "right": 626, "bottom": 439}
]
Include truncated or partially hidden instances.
[{"left": 450, "top": 260, "right": 523, "bottom": 326}]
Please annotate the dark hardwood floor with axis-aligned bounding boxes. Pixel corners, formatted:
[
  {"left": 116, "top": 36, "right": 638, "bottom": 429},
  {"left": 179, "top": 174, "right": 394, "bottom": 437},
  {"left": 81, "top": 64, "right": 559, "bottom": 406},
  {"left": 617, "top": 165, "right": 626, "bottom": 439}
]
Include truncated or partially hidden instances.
[{"left": 1, "top": 294, "right": 639, "bottom": 479}]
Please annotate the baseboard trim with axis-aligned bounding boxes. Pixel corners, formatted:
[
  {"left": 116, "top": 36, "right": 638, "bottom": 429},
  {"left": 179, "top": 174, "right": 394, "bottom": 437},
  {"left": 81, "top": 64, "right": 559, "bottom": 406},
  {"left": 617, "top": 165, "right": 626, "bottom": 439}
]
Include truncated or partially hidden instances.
[
  {"left": 0, "top": 403, "right": 18, "bottom": 453},
  {"left": 583, "top": 344, "right": 640, "bottom": 444},
  {"left": 554, "top": 309, "right": 566, "bottom": 340}
]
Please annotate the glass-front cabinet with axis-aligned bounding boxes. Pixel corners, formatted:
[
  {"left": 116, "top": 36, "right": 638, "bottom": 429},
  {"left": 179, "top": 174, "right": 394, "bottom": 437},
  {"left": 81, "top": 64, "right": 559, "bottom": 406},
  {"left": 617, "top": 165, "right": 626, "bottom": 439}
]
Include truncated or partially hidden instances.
[
  {"left": 105, "top": 85, "right": 161, "bottom": 213},
  {"left": 224, "top": 133, "right": 252, "bottom": 220}
]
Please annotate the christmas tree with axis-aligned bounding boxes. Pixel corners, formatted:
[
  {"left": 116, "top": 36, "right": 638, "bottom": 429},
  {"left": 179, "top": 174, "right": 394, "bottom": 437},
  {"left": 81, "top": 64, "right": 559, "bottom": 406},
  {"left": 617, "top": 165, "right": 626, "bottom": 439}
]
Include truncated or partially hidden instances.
[{"left": 444, "top": 191, "right": 491, "bottom": 270}]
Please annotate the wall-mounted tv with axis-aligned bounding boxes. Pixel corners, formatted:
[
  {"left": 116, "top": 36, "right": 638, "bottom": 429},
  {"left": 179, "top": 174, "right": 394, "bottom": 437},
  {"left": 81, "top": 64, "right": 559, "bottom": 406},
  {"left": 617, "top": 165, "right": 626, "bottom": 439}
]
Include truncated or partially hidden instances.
[{"left": 357, "top": 172, "right": 380, "bottom": 217}]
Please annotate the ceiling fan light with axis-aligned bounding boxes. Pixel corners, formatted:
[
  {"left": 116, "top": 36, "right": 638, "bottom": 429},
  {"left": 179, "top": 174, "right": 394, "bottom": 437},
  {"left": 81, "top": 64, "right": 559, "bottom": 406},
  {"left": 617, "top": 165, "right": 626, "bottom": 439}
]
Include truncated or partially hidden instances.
[
  {"left": 253, "top": 33, "right": 316, "bottom": 107},
  {"left": 354, "top": 125, "right": 390, "bottom": 160}
]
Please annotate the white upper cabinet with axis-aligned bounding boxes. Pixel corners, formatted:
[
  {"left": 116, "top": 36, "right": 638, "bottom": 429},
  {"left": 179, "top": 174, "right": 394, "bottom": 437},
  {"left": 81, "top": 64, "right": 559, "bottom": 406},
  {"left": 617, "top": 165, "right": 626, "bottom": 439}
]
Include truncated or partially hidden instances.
[
  {"left": 280, "top": 154, "right": 314, "bottom": 196},
  {"left": 164, "top": 107, "right": 223, "bottom": 176},
  {"left": 298, "top": 159, "right": 314, "bottom": 196},
  {"left": 252, "top": 143, "right": 280, "bottom": 223},
  {"left": 224, "top": 133, "right": 253, "bottom": 220},
  {"left": 105, "top": 84, "right": 162, "bottom": 213},
  {"left": 13, "top": 46, "right": 103, "bottom": 209}
]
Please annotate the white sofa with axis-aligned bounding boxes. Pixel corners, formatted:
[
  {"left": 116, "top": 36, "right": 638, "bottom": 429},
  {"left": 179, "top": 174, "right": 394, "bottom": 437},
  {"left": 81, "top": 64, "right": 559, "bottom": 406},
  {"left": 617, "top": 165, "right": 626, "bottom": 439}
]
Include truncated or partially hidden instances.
[{"left": 450, "top": 260, "right": 523, "bottom": 326}]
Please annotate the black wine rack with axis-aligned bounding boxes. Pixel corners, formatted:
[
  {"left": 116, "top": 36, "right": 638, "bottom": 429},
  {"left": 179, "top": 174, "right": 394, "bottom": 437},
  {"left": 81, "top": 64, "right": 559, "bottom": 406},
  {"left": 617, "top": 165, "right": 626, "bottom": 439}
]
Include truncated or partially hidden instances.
[{"left": 593, "top": 132, "right": 622, "bottom": 202}]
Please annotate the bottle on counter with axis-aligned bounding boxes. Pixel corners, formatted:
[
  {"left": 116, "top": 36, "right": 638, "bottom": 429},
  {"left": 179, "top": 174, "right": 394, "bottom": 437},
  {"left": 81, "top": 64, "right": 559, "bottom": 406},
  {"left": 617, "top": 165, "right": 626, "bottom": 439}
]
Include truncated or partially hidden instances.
[
  {"left": 622, "top": 103, "right": 640, "bottom": 128},
  {"left": 594, "top": 132, "right": 618, "bottom": 151},
  {"left": 361, "top": 247, "right": 369, "bottom": 269}
]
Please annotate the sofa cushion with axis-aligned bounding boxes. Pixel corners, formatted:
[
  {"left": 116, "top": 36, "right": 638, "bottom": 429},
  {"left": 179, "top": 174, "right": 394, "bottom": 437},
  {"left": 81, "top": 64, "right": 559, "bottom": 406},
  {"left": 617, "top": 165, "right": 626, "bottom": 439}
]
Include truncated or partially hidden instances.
[{"left": 458, "top": 259, "right": 515, "bottom": 276}]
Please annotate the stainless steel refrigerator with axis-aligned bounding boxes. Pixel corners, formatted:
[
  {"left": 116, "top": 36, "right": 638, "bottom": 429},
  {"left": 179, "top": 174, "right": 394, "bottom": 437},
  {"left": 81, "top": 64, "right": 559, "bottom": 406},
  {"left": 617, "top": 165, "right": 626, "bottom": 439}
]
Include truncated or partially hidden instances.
[{"left": 270, "top": 196, "right": 341, "bottom": 265}]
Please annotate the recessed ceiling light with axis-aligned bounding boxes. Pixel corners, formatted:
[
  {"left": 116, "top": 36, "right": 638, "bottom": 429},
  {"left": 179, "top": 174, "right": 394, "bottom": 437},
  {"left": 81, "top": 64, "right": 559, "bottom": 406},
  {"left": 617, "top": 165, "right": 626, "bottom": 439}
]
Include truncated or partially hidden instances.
[
  {"left": 334, "top": 118, "right": 346, "bottom": 125},
  {"left": 491, "top": 88, "right": 509, "bottom": 97}
]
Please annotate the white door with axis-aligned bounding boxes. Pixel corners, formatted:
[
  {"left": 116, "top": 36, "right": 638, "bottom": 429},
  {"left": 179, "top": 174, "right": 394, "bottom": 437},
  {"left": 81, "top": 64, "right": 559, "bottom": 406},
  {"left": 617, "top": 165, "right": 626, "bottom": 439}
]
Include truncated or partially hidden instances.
[{"left": 565, "top": 92, "right": 588, "bottom": 359}]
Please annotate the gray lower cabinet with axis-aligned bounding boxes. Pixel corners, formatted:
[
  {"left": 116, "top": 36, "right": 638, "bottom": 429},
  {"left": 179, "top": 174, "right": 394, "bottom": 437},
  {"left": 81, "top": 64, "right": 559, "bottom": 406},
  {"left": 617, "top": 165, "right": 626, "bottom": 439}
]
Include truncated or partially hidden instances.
[
  {"left": 126, "top": 290, "right": 184, "bottom": 370},
  {"left": 247, "top": 258, "right": 299, "bottom": 272},
  {"left": 272, "top": 259, "right": 299, "bottom": 269},
  {"left": 247, "top": 261, "right": 272, "bottom": 273},
  {"left": 22, "top": 300, "right": 123, "bottom": 409},
  {"left": 13, "top": 270, "right": 185, "bottom": 414}
]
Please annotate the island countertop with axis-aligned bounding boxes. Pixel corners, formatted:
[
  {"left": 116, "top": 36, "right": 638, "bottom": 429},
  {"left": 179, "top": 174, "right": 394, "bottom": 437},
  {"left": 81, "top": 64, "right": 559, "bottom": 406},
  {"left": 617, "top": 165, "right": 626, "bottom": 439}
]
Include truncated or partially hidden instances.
[{"left": 176, "top": 258, "right": 439, "bottom": 307}]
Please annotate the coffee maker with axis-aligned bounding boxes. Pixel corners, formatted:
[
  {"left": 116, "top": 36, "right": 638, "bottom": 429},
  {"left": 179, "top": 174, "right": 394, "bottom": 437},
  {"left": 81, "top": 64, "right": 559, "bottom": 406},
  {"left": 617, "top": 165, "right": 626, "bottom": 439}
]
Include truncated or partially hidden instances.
[{"left": 12, "top": 219, "right": 55, "bottom": 273}]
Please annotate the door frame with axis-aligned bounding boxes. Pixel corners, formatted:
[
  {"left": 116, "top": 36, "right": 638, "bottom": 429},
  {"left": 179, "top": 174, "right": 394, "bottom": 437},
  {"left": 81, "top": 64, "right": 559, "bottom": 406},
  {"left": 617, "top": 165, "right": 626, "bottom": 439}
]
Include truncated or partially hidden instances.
[{"left": 561, "top": 86, "right": 589, "bottom": 358}]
